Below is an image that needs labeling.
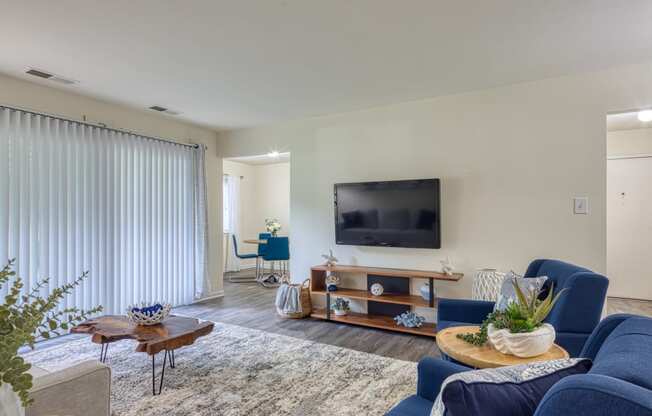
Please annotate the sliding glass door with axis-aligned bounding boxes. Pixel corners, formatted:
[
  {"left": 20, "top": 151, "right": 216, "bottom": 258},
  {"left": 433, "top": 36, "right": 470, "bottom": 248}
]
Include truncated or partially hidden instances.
[{"left": 0, "top": 107, "right": 206, "bottom": 314}]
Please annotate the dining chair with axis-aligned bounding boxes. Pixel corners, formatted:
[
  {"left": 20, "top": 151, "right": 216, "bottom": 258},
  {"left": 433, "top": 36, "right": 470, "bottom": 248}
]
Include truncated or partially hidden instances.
[
  {"left": 256, "top": 232, "right": 272, "bottom": 281},
  {"left": 228, "top": 234, "right": 258, "bottom": 283},
  {"left": 261, "top": 237, "right": 290, "bottom": 287}
]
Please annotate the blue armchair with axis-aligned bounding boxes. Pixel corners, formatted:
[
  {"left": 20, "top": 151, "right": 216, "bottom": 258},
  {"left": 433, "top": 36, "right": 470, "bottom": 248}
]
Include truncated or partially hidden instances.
[
  {"left": 387, "top": 314, "right": 652, "bottom": 416},
  {"left": 438, "top": 259, "right": 609, "bottom": 357}
]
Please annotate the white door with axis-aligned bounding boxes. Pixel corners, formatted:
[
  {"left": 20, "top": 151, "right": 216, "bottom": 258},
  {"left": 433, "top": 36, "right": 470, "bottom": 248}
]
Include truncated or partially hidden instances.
[{"left": 607, "top": 157, "right": 652, "bottom": 300}]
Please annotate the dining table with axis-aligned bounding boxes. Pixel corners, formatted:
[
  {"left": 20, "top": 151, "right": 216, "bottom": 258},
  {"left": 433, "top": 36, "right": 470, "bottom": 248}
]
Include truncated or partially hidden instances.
[{"left": 243, "top": 239, "right": 267, "bottom": 245}]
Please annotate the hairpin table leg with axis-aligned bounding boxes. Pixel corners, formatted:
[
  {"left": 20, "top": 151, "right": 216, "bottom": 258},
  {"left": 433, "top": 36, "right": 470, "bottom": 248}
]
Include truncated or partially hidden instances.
[
  {"left": 152, "top": 350, "right": 168, "bottom": 395},
  {"left": 99, "top": 343, "right": 109, "bottom": 363}
]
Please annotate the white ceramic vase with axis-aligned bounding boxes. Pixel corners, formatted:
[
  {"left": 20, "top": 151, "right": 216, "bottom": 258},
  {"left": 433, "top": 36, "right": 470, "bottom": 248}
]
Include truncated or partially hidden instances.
[
  {"left": 487, "top": 323, "right": 556, "bottom": 358},
  {"left": 0, "top": 383, "right": 25, "bottom": 416},
  {"left": 333, "top": 309, "right": 348, "bottom": 316}
]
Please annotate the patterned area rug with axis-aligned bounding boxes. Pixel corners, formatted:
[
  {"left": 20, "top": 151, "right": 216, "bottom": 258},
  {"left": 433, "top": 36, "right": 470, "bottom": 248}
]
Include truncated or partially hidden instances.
[{"left": 23, "top": 321, "right": 417, "bottom": 416}]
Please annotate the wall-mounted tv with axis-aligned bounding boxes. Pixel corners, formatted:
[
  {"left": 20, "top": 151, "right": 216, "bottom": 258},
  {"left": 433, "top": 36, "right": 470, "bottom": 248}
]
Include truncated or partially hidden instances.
[{"left": 334, "top": 179, "right": 441, "bottom": 249}]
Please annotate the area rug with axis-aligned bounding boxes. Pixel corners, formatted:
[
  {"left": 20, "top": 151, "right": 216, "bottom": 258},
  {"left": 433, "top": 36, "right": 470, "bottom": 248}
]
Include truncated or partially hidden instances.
[{"left": 23, "top": 321, "right": 417, "bottom": 416}]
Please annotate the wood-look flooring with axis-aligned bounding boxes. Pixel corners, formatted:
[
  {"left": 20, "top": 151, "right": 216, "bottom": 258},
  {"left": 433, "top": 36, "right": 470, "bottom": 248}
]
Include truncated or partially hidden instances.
[{"left": 27, "top": 270, "right": 652, "bottom": 363}]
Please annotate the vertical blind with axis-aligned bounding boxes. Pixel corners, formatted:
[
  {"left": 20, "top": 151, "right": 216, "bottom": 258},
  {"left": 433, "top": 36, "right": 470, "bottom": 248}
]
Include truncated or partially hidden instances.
[{"left": 0, "top": 106, "right": 207, "bottom": 314}]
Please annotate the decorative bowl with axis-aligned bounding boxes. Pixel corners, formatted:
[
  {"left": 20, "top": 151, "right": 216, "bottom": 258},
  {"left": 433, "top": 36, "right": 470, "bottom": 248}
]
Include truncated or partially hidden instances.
[
  {"left": 127, "top": 302, "right": 171, "bottom": 326},
  {"left": 487, "top": 323, "right": 556, "bottom": 357}
]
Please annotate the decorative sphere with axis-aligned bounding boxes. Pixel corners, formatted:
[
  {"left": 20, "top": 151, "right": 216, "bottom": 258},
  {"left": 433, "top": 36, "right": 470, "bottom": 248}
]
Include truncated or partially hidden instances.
[{"left": 370, "top": 283, "right": 384, "bottom": 296}]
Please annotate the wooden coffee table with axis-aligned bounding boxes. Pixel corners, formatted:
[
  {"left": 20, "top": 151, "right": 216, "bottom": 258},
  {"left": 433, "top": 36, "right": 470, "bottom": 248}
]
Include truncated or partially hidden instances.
[
  {"left": 72, "top": 315, "right": 214, "bottom": 394},
  {"left": 436, "top": 325, "right": 569, "bottom": 369}
]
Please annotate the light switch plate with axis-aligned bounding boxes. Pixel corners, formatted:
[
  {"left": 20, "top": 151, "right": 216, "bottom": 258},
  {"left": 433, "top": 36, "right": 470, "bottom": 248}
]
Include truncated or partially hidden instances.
[{"left": 573, "top": 197, "right": 589, "bottom": 215}]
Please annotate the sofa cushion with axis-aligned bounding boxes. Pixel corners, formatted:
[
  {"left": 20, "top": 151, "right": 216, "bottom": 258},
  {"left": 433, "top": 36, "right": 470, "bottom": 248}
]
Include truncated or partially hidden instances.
[
  {"left": 494, "top": 271, "right": 548, "bottom": 312},
  {"left": 385, "top": 395, "right": 433, "bottom": 416},
  {"left": 431, "top": 358, "right": 592, "bottom": 416},
  {"left": 590, "top": 317, "right": 652, "bottom": 391},
  {"left": 28, "top": 364, "right": 49, "bottom": 378}
]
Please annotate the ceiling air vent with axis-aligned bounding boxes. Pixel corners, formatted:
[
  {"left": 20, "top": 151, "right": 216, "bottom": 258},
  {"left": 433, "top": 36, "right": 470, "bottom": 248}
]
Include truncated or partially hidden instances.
[
  {"left": 26, "top": 68, "right": 78, "bottom": 85},
  {"left": 148, "top": 106, "right": 181, "bottom": 116},
  {"left": 26, "top": 68, "right": 53, "bottom": 79}
]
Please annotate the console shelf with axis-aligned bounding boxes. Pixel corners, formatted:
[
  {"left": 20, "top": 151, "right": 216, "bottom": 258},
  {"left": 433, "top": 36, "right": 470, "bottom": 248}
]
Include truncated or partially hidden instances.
[
  {"left": 309, "top": 264, "right": 462, "bottom": 337},
  {"left": 310, "top": 308, "right": 438, "bottom": 338},
  {"left": 311, "top": 288, "right": 434, "bottom": 308}
]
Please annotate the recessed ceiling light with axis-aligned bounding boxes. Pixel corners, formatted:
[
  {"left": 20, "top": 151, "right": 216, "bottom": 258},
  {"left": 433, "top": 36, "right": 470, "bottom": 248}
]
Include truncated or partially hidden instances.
[
  {"left": 638, "top": 110, "right": 652, "bottom": 122},
  {"left": 268, "top": 151, "right": 280, "bottom": 158}
]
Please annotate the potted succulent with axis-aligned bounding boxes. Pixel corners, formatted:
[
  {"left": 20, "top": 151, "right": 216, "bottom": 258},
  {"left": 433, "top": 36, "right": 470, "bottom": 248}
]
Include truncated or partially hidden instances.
[
  {"left": 0, "top": 260, "right": 102, "bottom": 415},
  {"left": 331, "top": 297, "right": 350, "bottom": 316},
  {"left": 265, "top": 218, "right": 282, "bottom": 237},
  {"left": 458, "top": 278, "right": 565, "bottom": 357}
]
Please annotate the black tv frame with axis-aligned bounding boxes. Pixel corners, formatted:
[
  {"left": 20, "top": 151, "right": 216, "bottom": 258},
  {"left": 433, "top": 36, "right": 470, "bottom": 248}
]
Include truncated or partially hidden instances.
[{"left": 333, "top": 178, "right": 441, "bottom": 249}]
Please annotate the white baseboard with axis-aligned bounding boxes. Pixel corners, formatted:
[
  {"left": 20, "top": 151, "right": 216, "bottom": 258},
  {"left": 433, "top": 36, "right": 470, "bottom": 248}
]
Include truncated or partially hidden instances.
[{"left": 194, "top": 291, "right": 225, "bottom": 303}]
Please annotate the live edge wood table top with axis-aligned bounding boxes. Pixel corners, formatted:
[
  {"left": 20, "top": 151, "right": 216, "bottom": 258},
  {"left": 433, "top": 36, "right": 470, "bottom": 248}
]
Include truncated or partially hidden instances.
[
  {"left": 72, "top": 315, "right": 214, "bottom": 355},
  {"left": 436, "top": 326, "right": 569, "bottom": 369}
]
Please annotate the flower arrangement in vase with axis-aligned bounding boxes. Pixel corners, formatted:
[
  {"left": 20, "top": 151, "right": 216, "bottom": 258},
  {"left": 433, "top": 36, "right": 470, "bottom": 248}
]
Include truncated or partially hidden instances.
[
  {"left": 331, "top": 297, "right": 350, "bottom": 316},
  {"left": 457, "top": 277, "right": 566, "bottom": 357},
  {"left": 0, "top": 259, "right": 102, "bottom": 412},
  {"left": 265, "top": 218, "right": 282, "bottom": 237}
]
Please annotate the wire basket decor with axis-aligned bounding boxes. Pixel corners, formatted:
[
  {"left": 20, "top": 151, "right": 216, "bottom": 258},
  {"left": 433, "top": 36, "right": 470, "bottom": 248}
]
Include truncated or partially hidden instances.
[{"left": 126, "top": 302, "right": 172, "bottom": 325}]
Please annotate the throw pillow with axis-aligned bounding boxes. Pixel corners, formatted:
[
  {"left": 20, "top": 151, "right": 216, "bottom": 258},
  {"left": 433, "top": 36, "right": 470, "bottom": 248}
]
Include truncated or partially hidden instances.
[
  {"left": 430, "top": 358, "right": 592, "bottom": 416},
  {"left": 494, "top": 271, "right": 547, "bottom": 311}
]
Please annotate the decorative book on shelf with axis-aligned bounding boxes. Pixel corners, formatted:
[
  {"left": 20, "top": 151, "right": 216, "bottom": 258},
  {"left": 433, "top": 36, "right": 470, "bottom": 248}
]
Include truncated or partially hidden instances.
[{"left": 309, "top": 264, "right": 463, "bottom": 337}]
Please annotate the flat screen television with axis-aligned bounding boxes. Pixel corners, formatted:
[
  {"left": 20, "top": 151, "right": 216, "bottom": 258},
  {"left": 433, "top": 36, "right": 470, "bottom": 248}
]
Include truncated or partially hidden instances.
[{"left": 334, "top": 179, "right": 440, "bottom": 249}]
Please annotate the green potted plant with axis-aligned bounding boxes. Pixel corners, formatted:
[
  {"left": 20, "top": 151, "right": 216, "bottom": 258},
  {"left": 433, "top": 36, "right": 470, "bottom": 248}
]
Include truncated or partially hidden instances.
[
  {"left": 458, "top": 278, "right": 565, "bottom": 357},
  {"left": 331, "top": 297, "right": 350, "bottom": 316},
  {"left": 0, "top": 259, "right": 102, "bottom": 415}
]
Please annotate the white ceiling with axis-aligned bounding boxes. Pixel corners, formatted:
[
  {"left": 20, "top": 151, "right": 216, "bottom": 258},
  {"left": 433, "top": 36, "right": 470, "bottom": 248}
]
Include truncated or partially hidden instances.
[
  {"left": 2, "top": 1, "right": 652, "bottom": 130},
  {"left": 607, "top": 112, "right": 652, "bottom": 132}
]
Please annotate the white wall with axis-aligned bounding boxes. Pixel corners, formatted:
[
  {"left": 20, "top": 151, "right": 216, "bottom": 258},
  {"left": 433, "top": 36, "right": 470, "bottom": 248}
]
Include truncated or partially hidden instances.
[
  {"left": 222, "top": 160, "right": 290, "bottom": 269},
  {"left": 0, "top": 73, "right": 224, "bottom": 298},
  {"left": 608, "top": 128, "right": 652, "bottom": 157},
  {"left": 218, "top": 61, "right": 652, "bottom": 301},
  {"left": 255, "top": 162, "right": 291, "bottom": 236}
]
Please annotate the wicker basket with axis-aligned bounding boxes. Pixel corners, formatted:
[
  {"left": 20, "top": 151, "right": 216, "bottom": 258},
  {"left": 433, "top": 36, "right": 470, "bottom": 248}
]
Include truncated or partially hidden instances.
[{"left": 276, "top": 278, "right": 312, "bottom": 319}]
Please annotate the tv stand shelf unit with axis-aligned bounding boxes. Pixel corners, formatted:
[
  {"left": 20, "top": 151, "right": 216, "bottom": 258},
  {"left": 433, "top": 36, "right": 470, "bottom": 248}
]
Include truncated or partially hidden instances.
[{"left": 309, "top": 265, "right": 463, "bottom": 338}]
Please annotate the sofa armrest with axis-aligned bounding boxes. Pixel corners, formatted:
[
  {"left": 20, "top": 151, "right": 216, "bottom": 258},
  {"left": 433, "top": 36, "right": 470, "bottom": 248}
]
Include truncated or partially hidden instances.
[
  {"left": 437, "top": 298, "right": 494, "bottom": 324},
  {"left": 580, "top": 314, "right": 634, "bottom": 359},
  {"left": 27, "top": 360, "right": 111, "bottom": 416},
  {"left": 534, "top": 374, "right": 652, "bottom": 416},
  {"left": 417, "top": 357, "right": 470, "bottom": 402}
]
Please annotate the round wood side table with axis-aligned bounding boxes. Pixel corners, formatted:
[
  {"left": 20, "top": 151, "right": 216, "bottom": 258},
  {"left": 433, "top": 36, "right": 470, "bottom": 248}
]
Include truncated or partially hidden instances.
[{"left": 436, "top": 325, "right": 569, "bottom": 369}]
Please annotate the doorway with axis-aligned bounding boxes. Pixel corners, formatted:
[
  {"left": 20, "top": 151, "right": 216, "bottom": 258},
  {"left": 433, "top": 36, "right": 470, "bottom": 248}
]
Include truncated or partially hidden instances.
[
  {"left": 222, "top": 152, "right": 291, "bottom": 285},
  {"left": 607, "top": 112, "right": 652, "bottom": 300}
]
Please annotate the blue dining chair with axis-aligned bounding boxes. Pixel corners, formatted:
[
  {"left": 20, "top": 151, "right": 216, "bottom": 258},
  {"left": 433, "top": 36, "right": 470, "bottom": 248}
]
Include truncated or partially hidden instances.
[
  {"left": 229, "top": 234, "right": 258, "bottom": 283},
  {"left": 256, "top": 233, "right": 272, "bottom": 281},
  {"left": 261, "top": 237, "right": 290, "bottom": 287}
]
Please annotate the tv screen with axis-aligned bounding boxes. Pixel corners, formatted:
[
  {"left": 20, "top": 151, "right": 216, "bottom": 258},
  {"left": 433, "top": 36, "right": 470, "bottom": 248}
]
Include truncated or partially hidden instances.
[{"left": 334, "top": 179, "right": 440, "bottom": 249}]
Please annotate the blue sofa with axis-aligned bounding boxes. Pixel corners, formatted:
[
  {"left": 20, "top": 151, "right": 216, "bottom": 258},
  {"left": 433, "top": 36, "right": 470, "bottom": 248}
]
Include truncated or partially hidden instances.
[
  {"left": 387, "top": 314, "right": 652, "bottom": 416},
  {"left": 438, "top": 259, "right": 609, "bottom": 357}
]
